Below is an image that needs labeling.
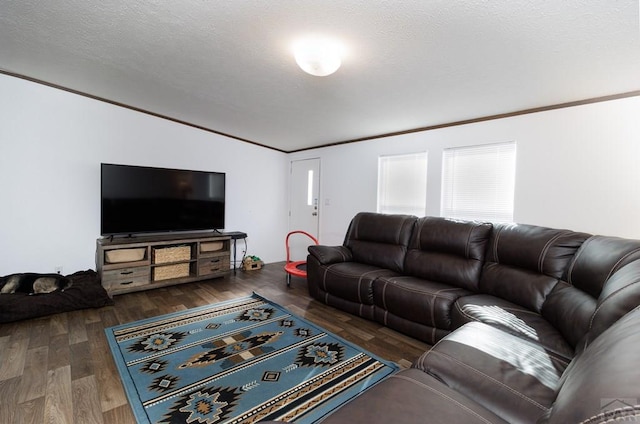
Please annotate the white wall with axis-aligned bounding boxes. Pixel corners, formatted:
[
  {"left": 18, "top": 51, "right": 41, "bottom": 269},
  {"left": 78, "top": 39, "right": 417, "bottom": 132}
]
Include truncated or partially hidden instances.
[
  {"left": 0, "top": 74, "right": 289, "bottom": 275},
  {"left": 3, "top": 73, "right": 638, "bottom": 277},
  {"left": 289, "top": 96, "right": 640, "bottom": 245}
]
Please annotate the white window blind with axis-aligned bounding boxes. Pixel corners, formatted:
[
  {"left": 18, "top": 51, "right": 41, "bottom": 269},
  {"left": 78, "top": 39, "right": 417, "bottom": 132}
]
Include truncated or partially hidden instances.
[
  {"left": 377, "top": 152, "right": 427, "bottom": 216},
  {"left": 441, "top": 141, "right": 516, "bottom": 222}
]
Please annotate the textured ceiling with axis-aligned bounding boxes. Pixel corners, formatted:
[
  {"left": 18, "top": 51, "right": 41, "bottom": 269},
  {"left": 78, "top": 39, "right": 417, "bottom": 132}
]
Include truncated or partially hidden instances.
[{"left": 1, "top": 1, "right": 639, "bottom": 152}]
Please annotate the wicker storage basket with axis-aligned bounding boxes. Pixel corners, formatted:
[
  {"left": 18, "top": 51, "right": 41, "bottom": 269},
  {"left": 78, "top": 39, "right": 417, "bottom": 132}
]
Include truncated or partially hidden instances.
[
  {"left": 105, "top": 248, "right": 146, "bottom": 263},
  {"left": 153, "top": 245, "right": 191, "bottom": 264},
  {"left": 201, "top": 241, "right": 224, "bottom": 253},
  {"left": 153, "top": 263, "right": 190, "bottom": 281}
]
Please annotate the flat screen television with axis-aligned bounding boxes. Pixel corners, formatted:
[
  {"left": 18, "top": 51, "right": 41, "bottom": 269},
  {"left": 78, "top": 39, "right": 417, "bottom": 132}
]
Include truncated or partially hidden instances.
[{"left": 101, "top": 163, "right": 225, "bottom": 236}]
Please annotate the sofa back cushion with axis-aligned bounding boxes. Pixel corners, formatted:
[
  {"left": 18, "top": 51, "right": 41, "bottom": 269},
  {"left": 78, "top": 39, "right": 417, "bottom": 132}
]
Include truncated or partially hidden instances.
[
  {"left": 583, "top": 259, "right": 640, "bottom": 347},
  {"left": 404, "top": 217, "right": 492, "bottom": 291},
  {"left": 479, "top": 223, "right": 589, "bottom": 313},
  {"left": 565, "top": 235, "right": 640, "bottom": 298},
  {"left": 344, "top": 212, "right": 417, "bottom": 272},
  {"left": 543, "top": 236, "right": 640, "bottom": 349}
]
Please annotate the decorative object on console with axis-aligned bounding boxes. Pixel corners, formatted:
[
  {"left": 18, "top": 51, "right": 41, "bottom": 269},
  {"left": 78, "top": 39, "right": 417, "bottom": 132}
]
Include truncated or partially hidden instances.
[
  {"left": 200, "top": 241, "right": 224, "bottom": 252},
  {"left": 104, "top": 293, "right": 397, "bottom": 424},
  {"left": 153, "top": 245, "right": 191, "bottom": 263},
  {"left": 105, "top": 248, "right": 146, "bottom": 264}
]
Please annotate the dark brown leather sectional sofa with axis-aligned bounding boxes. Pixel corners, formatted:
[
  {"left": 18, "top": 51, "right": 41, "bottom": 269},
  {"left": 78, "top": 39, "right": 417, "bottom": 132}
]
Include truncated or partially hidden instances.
[{"left": 305, "top": 212, "right": 640, "bottom": 423}]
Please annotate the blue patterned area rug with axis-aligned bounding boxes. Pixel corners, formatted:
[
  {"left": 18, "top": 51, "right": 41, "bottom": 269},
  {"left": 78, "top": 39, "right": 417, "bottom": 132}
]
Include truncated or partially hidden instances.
[{"left": 105, "top": 293, "right": 398, "bottom": 423}]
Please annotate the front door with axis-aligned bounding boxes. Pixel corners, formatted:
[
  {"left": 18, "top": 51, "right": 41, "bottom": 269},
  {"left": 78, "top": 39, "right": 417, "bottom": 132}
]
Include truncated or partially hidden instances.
[{"left": 288, "top": 158, "right": 320, "bottom": 261}]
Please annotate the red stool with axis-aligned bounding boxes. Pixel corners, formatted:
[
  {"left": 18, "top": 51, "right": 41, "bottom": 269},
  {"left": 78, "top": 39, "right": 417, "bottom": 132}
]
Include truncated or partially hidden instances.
[{"left": 284, "top": 231, "right": 319, "bottom": 287}]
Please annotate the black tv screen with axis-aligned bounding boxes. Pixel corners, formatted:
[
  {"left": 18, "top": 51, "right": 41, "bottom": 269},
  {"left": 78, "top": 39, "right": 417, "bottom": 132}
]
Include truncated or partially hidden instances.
[{"left": 101, "top": 163, "right": 225, "bottom": 235}]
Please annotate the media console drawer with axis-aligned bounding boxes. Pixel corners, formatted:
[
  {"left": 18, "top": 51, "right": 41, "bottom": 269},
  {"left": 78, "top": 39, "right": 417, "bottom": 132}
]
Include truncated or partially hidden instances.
[
  {"left": 102, "top": 267, "right": 150, "bottom": 291},
  {"left": 198, "top": 257, "right": 230, "bottom": 276}
]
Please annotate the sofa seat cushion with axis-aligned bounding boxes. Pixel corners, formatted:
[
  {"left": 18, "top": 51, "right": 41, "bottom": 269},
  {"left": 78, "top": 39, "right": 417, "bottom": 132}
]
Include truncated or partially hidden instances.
[
  {"left": 320, "top": 368, "right": 509, "bottom": 424},
  {"left": 415, "top": 322, "right": 570, "bottom": 424},
  {"left": 373, "top": 307, "right": 450, "bottom": 343},
  {"left": 315, "top": 262, "right": 401, "bottom": 305},
  {"left": 452, "top": 294, "right": 574, "bottom": 360},
  {"left": 374, "top": 275, "right": 472, "bottom": 330}
]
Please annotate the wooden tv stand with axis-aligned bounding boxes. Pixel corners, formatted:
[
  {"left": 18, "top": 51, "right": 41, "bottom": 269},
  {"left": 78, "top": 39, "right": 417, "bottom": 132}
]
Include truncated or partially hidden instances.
[{"left": 96, "top": 232, "right": 231, "bottom": 296}]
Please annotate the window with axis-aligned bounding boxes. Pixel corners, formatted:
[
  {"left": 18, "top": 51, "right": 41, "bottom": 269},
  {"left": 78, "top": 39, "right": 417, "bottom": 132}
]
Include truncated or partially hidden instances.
[
  {"left": 377, "top": 152, "right": 428, "bottom": 216},
  {"left": 441, "top": 141, "right": 516, "bottom": 222}
]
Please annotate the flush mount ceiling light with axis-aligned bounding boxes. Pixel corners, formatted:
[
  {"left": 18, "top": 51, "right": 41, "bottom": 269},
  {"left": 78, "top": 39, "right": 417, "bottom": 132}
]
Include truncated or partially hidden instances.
[{"left": 293, "top": 36, "right": 344, "bottom": 77}]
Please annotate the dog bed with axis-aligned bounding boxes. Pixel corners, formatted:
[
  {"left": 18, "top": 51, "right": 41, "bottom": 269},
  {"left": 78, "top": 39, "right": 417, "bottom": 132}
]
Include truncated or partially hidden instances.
[{"left": 0, "top": 270, "right": 113, "bottom": 323}]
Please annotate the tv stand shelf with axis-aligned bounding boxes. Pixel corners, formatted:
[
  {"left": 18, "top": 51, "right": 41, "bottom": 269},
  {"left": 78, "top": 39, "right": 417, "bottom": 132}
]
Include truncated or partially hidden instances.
[{"left": 96, "top": 233, "right": 231, "bottom": 296}]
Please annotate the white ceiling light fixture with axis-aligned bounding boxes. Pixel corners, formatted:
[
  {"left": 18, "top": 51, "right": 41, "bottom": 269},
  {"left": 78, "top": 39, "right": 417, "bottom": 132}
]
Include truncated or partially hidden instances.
[{"left": 293, "top": 36, "right": 344, "bottom": 77}]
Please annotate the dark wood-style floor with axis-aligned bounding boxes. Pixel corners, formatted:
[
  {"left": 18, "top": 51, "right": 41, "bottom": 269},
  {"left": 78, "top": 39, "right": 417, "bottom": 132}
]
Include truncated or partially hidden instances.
[{"left": 0, "top": 263, "right": 430, "bottom": 423}]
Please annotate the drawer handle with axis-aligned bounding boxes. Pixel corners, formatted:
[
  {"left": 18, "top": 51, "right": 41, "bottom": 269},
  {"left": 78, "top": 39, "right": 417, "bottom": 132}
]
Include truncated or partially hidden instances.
[
  {"left": 209, "top": 259, "right": 220, "bottom": 263},
  {"left": 120, "top": 271, "right": 134, "bottom": 275},
  {"left": 121, "top": 281, "right": 134, "bottom": 285},
  {"left": 210, "top": 267, "right": 220, "bottom": 272}
]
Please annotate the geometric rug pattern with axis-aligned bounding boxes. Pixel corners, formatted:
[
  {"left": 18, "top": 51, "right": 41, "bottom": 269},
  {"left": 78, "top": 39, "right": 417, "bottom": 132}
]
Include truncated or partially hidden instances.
[{"left": 105, "top": 293, "right": 398, "bottom": 423}]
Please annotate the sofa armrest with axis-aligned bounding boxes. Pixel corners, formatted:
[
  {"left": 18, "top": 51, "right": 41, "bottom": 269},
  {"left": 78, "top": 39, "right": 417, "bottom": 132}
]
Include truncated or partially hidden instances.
[{"left": 308, "top": 245, "right": 353, "bottom": 265}]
